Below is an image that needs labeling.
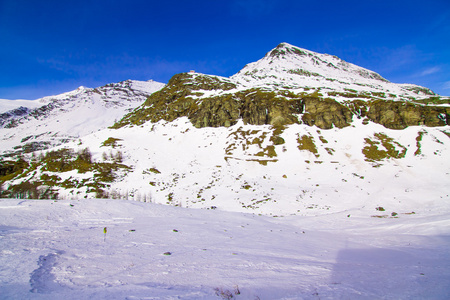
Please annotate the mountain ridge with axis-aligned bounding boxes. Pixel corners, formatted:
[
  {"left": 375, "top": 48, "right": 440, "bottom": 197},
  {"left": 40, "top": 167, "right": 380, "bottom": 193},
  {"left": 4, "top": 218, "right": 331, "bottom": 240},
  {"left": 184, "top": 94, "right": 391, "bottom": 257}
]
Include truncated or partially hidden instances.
[{"left": 0, "top": 79, "right": 165, "bottom": 156}]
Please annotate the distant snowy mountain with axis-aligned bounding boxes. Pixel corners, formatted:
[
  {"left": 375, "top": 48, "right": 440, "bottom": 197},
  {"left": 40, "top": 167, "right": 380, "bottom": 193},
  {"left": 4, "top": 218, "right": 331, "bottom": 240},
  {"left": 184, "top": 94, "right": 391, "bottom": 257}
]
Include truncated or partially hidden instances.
[
  {"left": 0, "top": 43, "right": 449, "bottom": 218},
  {"left": 0, "top": 80, "right": 164, "bottom": 156},
  {"left": 0, "top": 98, "right": 49, "bottom": 114}
]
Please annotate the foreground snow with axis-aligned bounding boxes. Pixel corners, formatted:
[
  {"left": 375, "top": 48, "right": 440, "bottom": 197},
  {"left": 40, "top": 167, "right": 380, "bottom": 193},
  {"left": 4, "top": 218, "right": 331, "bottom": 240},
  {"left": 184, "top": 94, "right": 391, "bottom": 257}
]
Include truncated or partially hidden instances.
[{"left": 1, "top": 198, "right": 449, "bottom": 299}]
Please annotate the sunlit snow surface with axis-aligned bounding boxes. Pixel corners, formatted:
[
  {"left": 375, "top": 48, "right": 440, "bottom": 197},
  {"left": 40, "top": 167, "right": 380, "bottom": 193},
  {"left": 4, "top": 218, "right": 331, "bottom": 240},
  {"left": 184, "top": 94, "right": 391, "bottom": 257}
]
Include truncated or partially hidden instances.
[{"left": 1, "top": 198, "right": 449, "bottom": 299}]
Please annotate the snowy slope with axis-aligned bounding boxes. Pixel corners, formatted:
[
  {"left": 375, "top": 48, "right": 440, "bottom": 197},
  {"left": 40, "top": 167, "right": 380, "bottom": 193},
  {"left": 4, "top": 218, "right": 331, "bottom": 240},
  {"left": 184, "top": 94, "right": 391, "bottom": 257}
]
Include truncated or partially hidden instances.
[
  {"left": 0, "top": 80, "right": 164, "bottom": 155},
  {"left": 231, "top": 43, "right": 437, "bottom": 100},
  {"left": 43, "top": 116, "right": 448, "bottom": 218},
  {"left": 1, "top": 198, "right": 449, "bottom": 299}
]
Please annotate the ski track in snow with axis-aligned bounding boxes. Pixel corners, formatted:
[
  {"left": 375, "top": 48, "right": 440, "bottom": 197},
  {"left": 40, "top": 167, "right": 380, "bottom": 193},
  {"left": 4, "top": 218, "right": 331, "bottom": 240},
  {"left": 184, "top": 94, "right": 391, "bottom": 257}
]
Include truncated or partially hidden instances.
[{"left": 0, "top": 198, "right": 449, "bottom": 299}]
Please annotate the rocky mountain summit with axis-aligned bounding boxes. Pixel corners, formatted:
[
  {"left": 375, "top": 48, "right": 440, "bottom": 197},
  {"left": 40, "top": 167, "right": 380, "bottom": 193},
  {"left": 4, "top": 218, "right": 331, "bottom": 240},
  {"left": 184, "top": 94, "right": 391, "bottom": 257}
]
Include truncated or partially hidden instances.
[{"left": 0, "top": 43, "right": 449, "bottom": 216}]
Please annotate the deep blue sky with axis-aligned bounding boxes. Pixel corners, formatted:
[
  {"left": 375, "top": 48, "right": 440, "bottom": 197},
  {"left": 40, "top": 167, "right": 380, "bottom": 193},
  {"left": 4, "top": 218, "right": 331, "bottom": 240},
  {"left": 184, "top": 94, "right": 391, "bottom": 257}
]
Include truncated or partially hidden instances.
[{"left": 1, "top": 0, "right": 449, "bottom": 99}]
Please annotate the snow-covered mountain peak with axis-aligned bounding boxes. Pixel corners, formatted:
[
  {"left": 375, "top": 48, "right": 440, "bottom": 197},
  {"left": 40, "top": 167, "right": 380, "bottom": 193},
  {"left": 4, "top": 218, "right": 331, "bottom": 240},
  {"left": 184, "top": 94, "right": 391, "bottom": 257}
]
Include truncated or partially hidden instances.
[
  {"left": 266, "top": 42, "right": 315, "bottom": 58},
  {"left": 231, "top": 43, "right": 436, "bottom": 100},
  {"left": 236, "top": 42, "right": 387, "bottom": 82}
]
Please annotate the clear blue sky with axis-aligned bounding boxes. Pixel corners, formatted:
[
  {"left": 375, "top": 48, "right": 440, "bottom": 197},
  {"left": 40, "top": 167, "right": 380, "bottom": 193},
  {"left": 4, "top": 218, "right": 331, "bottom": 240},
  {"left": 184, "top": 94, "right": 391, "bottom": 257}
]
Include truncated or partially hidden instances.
[{"left": 1, "top": 0, "right": 449, "bottom": 99}]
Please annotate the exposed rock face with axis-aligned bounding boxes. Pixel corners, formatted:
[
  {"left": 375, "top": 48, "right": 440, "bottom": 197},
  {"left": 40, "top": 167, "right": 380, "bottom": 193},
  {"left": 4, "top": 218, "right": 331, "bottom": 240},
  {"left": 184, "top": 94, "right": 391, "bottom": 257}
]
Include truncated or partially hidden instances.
[
  {"left": 0, "top": 106, "right": 30, "bottom": 128},
  {"left": 302, "top": 97, "right": 353, "bottom": 129},
  {"left": 0, "top": 159, "right": 29, "bottom": 182},
  {"left": 191, "top": 90, "right": 303, "bottom": 128},
  {"left": 365, "top": 100, "right": 449, "bottom": 129},
  {"left": 190, "top": 95, "right": 240, "bottom": 128},
  {"left": 114, "top": 72, "right": 450, "bottom": 130},
  {"left": 115, "top": 73, "right": 304, "bottom": 128}
]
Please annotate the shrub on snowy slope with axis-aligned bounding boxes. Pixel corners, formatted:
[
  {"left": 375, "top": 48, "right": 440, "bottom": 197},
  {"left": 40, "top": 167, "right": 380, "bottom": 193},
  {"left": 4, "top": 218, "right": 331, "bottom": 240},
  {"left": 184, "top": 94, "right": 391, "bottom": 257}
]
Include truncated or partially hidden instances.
[{"left": 0, "top": 148, "right": 130, "bottom": 199}]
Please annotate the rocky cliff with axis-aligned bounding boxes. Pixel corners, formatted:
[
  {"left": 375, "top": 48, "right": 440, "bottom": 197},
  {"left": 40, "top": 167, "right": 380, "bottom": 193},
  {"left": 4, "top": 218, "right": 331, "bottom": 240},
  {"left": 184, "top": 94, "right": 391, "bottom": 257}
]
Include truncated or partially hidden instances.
[{"left": 114, "top": 70, "right": 449, "bottom": 130}]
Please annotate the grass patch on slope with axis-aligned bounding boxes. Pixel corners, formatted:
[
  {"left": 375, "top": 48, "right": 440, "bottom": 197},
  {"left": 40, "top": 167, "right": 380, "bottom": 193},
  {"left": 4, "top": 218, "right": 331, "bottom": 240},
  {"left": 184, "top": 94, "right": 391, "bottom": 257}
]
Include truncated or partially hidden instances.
[
  {"left": 297, "top": 134, "right": 319, "bottom": 158},
  {"left": 362, "top": 133, "right": 407, "bottom": 165}
]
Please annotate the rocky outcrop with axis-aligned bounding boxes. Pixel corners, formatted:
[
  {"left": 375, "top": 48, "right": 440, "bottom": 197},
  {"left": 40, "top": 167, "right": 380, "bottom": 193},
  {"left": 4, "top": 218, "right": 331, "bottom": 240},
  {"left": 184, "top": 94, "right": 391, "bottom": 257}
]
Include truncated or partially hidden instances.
[
  {"left": 114, "top": 73, "right": 304, "bottom": 129},
  {"left": 365, "top": 100, "right": 449, "bottom": 129},
  {"left": 190, "top": 90, "right": 303, "bottom": 128},
  {"left": 114, "top": 72, "right": 449, "bottom": 131},
  {"left": 190, "top": 94, "right": 240, "bottom": 128},
  {"left": 0, "top": 106, "right": 30, "bottom": 128},
  {"left": 0, "top": 159, "right": 29, "bottom": 178},
  {"left": 302, "top": 97, "right": 353, "bottom": 129}
]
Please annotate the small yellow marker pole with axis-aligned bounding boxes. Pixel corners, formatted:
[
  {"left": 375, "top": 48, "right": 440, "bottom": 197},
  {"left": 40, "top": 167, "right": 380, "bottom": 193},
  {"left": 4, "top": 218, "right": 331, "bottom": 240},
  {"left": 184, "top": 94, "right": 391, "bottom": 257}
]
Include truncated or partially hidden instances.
[{"left": 103, "top": 227, "right": 107, "bottom": 242}]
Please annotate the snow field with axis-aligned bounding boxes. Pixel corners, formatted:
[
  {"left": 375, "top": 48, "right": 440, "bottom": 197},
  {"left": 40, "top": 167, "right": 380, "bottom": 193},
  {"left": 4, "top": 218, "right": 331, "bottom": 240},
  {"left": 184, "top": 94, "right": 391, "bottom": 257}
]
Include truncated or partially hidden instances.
[{"left": 1, "top": 198, "right": 449, "bottom": 299}]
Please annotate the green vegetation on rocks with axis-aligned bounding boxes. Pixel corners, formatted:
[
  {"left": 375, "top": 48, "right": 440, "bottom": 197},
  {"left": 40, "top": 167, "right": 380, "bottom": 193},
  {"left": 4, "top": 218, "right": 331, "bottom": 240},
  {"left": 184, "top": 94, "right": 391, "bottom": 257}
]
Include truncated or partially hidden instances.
[
  {"left": 415, "top": 131, "right": 426, "bottom": 156},
  {"left": 302, "top": 97, "right": 353, "bottom": 129},
  {"left": 111, "top": 71, "right": 449, "bottom": 131},
  {"left": 225, "top": 127, "right": 283, "bottom": 161},
  {"left": 366, "top": 100, "right": 449, "bottom": 129},
  {"left": 0, "top": 159, "right": 29, "bottom": 181},
  {"left": 412, "top": 97, "right": 450, "bottom": 105},
  {"left": 113, "top": 73, "right": 304, "bottom": 129}
]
